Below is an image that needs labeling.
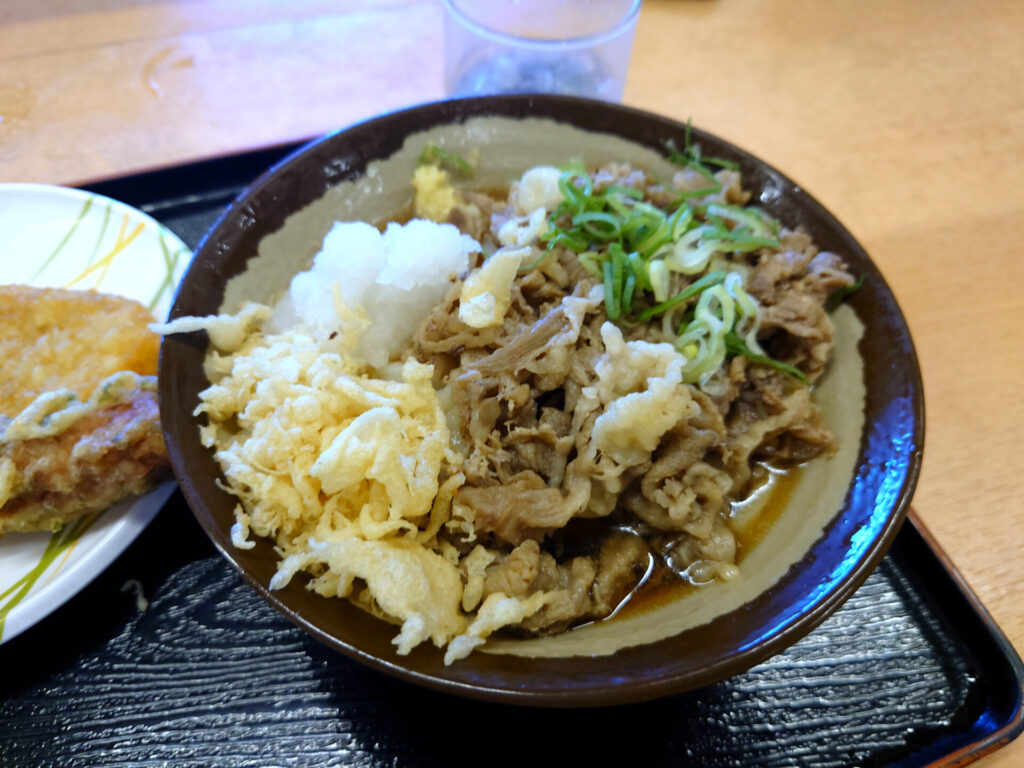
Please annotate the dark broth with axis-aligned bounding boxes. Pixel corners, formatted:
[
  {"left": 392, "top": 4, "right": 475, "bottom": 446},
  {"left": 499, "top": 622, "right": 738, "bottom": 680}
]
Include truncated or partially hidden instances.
[{"left": 602, "top": 465, "right": 800, "bottom": 623}]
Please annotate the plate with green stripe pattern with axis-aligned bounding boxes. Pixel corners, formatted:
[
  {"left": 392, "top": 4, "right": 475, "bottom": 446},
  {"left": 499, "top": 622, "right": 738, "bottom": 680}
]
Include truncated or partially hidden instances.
[{"left": 0, "top": 183, "right": 191, "bottom": 643}]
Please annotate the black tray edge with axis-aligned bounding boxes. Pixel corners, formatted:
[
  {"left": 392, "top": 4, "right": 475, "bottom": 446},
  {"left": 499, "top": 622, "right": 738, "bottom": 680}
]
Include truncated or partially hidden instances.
[
  {"left": 77, "top": 138, "right": 312, "bottom": 204},
  {"left": 899, "top": 512, "right": 1024, "bottom": 768}
]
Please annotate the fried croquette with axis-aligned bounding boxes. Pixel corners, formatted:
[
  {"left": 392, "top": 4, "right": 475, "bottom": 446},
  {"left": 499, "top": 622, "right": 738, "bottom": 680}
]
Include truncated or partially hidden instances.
[{"left": 0, "top": 287, "right": 169, "bottom": 533}]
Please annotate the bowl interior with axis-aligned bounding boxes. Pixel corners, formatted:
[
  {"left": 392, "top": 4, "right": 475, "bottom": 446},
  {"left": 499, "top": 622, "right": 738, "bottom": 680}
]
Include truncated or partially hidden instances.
[{"left": 159, "top": 95, "right": 923, "bottom": 706}]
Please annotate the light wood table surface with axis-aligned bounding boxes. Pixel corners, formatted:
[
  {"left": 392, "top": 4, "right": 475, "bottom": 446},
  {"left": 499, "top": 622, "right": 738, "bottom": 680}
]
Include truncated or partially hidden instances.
[{"left": 3, "top": 0, "right": 1022, "bottom": 763}]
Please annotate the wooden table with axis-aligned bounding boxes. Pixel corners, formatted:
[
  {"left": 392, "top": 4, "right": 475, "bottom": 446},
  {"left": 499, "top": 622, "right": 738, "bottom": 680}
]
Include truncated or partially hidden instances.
[{"left": 3, "top": 1, "right": 1021, "bottom": 764}]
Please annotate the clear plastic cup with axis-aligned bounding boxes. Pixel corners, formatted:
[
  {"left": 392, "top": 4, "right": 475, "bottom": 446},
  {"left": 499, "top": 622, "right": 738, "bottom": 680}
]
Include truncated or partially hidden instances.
[{"left": 443, "top": 0, "right": 641, "bottom": 102}]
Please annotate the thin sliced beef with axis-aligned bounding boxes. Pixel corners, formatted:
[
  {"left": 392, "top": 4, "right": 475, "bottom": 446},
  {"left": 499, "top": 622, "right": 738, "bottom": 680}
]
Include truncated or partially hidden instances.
[
  {"left": 459, "top": 470, "right": 573, "bottom": 545},
  {"left": 411, "top": 161, "right": 854, "bottom": 637}
]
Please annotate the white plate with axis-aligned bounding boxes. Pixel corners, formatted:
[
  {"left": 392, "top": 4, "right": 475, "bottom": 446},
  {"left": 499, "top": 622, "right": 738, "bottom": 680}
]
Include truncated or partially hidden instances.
[{"left": 0, "top": 183, "right": 191, "bottom": 643}]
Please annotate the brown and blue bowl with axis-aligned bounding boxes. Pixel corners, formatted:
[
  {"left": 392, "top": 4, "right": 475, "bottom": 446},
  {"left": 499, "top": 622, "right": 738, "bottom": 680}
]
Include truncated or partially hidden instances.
[{"left": 158, "top": 95, "right": 924, "bottom": 706}]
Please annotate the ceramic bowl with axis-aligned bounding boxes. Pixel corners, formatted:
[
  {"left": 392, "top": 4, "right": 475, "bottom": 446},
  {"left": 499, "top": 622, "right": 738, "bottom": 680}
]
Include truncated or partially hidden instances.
[{"left": 158, "top": 95, "right": 924, "bottom": 706}]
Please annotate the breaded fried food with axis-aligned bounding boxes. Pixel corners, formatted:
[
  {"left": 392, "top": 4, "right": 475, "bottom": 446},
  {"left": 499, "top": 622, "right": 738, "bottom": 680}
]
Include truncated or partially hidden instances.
[
  {"left": 0, "top": 285, "right": 159, "bottom": 418},
  {"left": 0, "top": 374, "right": 170, "bottom": 533},
  {"left": 0, "top": 286, "right": 170, "bottom": 533}
]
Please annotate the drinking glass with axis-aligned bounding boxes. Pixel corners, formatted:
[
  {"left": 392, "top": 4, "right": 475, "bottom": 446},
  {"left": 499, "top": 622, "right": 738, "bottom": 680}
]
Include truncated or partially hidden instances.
[{"left": 443, "top": 0, "right": 641, "bottom": 102}]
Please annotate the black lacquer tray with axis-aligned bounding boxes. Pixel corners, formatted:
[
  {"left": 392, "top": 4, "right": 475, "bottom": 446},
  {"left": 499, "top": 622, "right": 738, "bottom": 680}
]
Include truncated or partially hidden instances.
[{"left": 0, "top": 146, "right": 1020, "bottom": 768}]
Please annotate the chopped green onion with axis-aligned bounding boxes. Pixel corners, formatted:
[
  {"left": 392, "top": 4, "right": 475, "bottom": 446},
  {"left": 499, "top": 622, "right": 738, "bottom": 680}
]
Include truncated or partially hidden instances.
[
  {"left": 663, "top": 120, "right": 746, "bottom": 206},
  {"left": 577, "top": 250, "right": 603, "bottom": 278},
  {"left": 664, "top": 138, "right": 691, "bottom": 168},
  {"left": 511, "top": 159, "right": 806, "bottom": 390},
  {"left": 666, "top": 238, "right": 722, "bottom": 275},
  {"left": 555, "top": 171, "right": 594, "bottom": 215},
  {"left": 674, "top": 184, "right": 723, "bottom": 202},
  {"left": 649, "top": 259, "right": 670, "bottom": 302},
  {"left": 666, "top": 120, "right": 740, "bottom": 173},
  {"left": 724, "top": 332, "right": 809, "bottom": 385},
  {"left": 558, "top": 159, "right": 588, "bottom": 174},
  {"left": 824, "top": 275, "right": 865, "bottom": 312},
  {"left": 517, "top": 247, "right": 551, "bottom": 272},
  {"left": 573, "top": 211, "right": 621, "bottom": 240},
  {"left": 703, "top": 155, "right": 740, "bottom": 171},
  {"left": 706, "top": 203, "right": 779, "bottom": 240},
  {"left": 635, "top": 270, "right": 728, "bottom": 323},
  {"left": 605, "top": 185, "right": 644, "bottom": 200},
  {"left": 622, "top": 271, "right": 637, "bottom": 314},
  {"left": 627, "top": 251, "right": 652, "bottom": 291},
  {"left": 540, "top": 226, "right": 589, "bottom": 254},
  {"left": 604, "top": 193, "right": 634, "bottom": 220},
  {"left": 602, "top": 261, "right": 619, "bottom": 320},
  {"left": 668, "top": 206, "right": 694, "bottom": 240},
  {"left": 610, "top": 245, "right": 626, "bottom": 316},
  {"left": 418, "top": 144, "right": 473, "bottom": 177}
]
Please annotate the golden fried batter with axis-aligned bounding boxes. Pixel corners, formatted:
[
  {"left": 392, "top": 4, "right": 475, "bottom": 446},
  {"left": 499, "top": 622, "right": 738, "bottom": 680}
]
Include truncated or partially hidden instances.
[{"left": 0, "top": 285, "right": 159, "bottom": 418}]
